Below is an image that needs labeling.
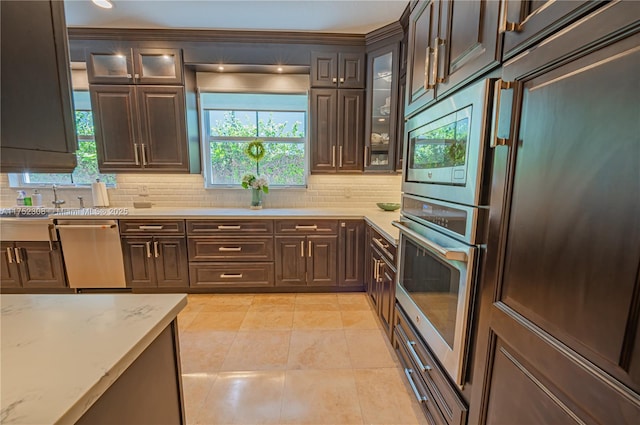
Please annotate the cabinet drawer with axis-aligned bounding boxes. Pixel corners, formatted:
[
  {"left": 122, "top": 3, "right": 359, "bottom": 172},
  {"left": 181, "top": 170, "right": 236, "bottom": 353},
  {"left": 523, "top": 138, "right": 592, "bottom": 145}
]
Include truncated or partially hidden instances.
[
  {"left": 370, "top": 227, "right": 396, "bottom": 264},
  {"left": 187, "top": 220, "right": 273, "bottom": 235},
  {"left": 188, "top": 237, "right": 274, "bottom": 261},
  {"left": 189, "top": 262, "right": 274, "bottom": 287},
  {"left": 120, "top": 220, "right": 185, "bottom": 235},
  {"left": 395, "top": 304, "right": 467, "bottom": 425},
  {"left": 395, "top": 328, "right": 448, "bottom": 425},
  {"left": 275, "top": 220, "right": 338, "bottom": 234}
]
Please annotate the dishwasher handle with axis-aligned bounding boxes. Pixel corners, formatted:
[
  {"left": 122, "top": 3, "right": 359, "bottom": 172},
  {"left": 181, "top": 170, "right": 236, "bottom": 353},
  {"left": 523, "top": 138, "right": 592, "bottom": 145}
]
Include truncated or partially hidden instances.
[{"left": 55, "top": 224, "right": 116, "bottom": 229}]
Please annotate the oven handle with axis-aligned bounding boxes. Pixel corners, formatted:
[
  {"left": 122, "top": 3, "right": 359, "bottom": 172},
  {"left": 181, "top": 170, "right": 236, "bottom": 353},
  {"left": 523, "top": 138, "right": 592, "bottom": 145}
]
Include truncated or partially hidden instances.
[{"left": 392, "top": 221, "right": 468, "bottom": 262}]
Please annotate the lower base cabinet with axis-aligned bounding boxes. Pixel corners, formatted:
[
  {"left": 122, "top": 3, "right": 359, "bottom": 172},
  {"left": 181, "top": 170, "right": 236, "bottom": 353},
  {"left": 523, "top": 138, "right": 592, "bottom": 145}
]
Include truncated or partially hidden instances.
[
  {"left": 275, "top": 235, "right": 338, "bottom": 286},
  {"left": 122, "top": 236, "right": 189, "bottom": 288},
  {"left": 1, "top": 241, "right": 66, "bottom": 289},
  {"left": 366, "top": 224, "right": 397, "bottom": 338}
]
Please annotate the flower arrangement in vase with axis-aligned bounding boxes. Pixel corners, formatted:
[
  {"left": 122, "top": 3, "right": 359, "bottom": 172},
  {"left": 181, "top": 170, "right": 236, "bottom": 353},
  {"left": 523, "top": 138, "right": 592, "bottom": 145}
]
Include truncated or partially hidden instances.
[{"left": 242, "top": 139, "right": 269, "bottom": 209}]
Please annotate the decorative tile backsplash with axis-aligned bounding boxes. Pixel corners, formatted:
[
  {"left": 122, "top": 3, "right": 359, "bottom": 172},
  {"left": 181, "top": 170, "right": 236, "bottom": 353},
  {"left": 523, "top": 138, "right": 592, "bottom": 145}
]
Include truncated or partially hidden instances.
[{"left": 1, "top": 173, "right": 402, "bottom": 209}]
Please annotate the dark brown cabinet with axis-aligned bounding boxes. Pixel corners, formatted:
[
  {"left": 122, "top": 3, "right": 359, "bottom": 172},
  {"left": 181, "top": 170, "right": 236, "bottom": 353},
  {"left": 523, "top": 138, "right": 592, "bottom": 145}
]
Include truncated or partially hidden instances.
[
  {"left": 366, "top": 224, "right": 397, "bottom": 338},
  {"left": 0, "top": 241, "right": 66, "bottom": 289},
  {"left": 122, "top": 236, "right": 189, "bottom": 288},
  {"left": 310, "top": 89, "right": 364, "bottom": 173},
  {"left": 87, "top": 48, "right": 183, "bottom": 85},
  {"left": 501, "top": 0, "right": 605, "bottom": 60},
  {"left": 364, "top": 43, "right": 401, "bottom": 172},
  {"left": 91, "top": 85, "right": 189, "bottom": 172},
  {"left": 311, "top": 51, "right": 365, "bottom": 88},
  {"left": 338, "top": 220, "right": 365, "bottom": 287},
  {"left": 187, "top": 220, "right": 275, "bottom": 288},
  {"left": 405, "top": 0, "right": 502, "bottom": 117},
  {"left": 275, "top": 220, "right": 338, "bottom": 287},
  {"left": 120, "top": 220, "right": 188, "bottom": 288},
  {"left": 470, "top": 4, "right": 640, "bottom": 423},
  {"left": 0, "top": 0, "right": 77, "bottom": 173}
]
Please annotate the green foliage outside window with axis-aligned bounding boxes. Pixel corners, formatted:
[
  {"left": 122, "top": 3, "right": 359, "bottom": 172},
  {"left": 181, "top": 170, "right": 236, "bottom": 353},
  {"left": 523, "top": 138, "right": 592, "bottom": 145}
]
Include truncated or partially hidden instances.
[
  {"left": 208, "top": 111, "right": 306, "bottom": 186},
  {"left": 412, "top": 117, "right": 468, "bottom": 169}
]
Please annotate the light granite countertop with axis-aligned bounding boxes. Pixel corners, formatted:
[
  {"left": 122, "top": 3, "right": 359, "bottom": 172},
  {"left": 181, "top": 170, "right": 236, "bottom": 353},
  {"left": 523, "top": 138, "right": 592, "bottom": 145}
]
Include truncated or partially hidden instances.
[
  {"left": 0, "top": 293, "right": 187, "bottom": 424},
  {"left": 50, "top": 207, "right": 401, "bottom": 243}
]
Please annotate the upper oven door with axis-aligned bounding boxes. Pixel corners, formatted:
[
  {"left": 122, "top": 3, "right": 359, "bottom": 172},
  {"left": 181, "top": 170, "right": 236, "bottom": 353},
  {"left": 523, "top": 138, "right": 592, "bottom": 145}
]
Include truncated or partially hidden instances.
[
  {"left": 393, "top": 219, "right": 477, "bottom": 385},
  {"left": 403, "top": 78, "right": 492, "bottom": 207}
]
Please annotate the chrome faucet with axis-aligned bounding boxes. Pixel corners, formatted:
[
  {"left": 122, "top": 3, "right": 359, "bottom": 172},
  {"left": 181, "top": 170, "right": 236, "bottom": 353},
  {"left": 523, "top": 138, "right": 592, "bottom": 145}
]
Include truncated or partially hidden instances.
[
  {"left": 77, "top": 196, "right": 85, "bottom": 209},
  {"left": 51, "top": 184, "right": 65, "bottom": 209}
]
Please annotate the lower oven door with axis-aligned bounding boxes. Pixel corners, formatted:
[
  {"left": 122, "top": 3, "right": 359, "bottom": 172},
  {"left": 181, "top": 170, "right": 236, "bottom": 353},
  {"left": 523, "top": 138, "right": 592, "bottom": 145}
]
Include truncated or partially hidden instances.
[{"left": 393, "top": 219, "right": 477, "bottom": 385}]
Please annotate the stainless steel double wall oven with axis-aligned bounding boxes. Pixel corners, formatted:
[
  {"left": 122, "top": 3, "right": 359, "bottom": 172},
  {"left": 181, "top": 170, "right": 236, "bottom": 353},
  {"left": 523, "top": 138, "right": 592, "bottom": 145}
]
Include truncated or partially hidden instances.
[{"left": 395, "top": 78, "right": 493, "bottom": 386}]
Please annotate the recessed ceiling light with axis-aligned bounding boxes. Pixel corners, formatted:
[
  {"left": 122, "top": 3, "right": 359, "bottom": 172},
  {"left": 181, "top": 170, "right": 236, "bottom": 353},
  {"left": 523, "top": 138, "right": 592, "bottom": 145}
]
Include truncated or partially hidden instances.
[
  {"left": 218, "top": 66, "right": 224, "bottom": 71},
  {"left": 92, "top": 0, "right": 113, "bottom": 9},
  {"left": 276, "top": 67, "right": 283, "bottom": 73},
  {"left": 378, "top": 118, "right": 386, "bottom": 122}
]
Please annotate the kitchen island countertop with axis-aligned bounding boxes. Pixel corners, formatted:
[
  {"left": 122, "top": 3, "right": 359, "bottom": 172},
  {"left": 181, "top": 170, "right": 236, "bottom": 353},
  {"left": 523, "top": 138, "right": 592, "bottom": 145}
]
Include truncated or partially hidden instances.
[{"left": 0, "top": 293, "right": 186, "bottom": 424}]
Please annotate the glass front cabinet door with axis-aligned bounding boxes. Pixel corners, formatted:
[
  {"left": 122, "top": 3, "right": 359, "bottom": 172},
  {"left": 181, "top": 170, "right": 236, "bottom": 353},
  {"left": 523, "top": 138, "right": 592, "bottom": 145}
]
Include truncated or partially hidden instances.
[{"left": 365, "top": 44, "right": 400, "bottom": 172}]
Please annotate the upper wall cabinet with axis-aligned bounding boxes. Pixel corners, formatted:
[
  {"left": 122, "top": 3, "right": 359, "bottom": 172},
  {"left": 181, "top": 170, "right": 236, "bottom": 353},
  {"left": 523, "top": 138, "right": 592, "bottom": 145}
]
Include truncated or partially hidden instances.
[
  {"left": 501, "top": 0, "right": 605, "bottom": 60},
  {"left": 364, "top": 43, "right": 401, "bottom": 172},
  {"left": 87, "top": 48, "right": 183, "bottom": 85},
  {"left": 311, "top": 51, "right": 366, "bottom": 89},
  {"left": 0, "top": 0, "right": 77, "bottom": 173},
  {"left": 405, "top": 0, "right": 502, "bottom": 117}
]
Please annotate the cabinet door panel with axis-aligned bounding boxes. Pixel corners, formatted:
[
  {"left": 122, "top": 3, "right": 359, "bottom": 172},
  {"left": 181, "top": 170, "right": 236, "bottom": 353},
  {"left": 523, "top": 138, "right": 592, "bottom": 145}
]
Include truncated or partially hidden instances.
[
  {"left": 87, "top": 49, "right": 134, "bottom": 84},
  {"left": 122, "top": 237, "right": 155, "bottom": 287},
  {"left": 501, "top": 37, "right": 640, "bottom": 369},
  {"left": 134, "top": 48, "right": 183, "bottom": 85},
  {"left": 379, "top": 264, "right": 395, "bottom": 337},
  {"left": 275, "top": 236, "right": 307, "bottom": 286},
  {"left": 338, "top": 52, "right": 365, "bottom": 89},
  {"left": 137, "top": 86, "right": 188, "bottom": 171},
  {"left": 337, "top": 90, "right": 364, "bottom": 171},
  {"left": 91, "top": 85, "right": 140, "bottom": 171},
  {"left": 437, "top": 0, "right": 501, "bottom": 97},
  {"left": 18, "top": 242, "right": 66, "bottom": 288},
  {"left": 155, "top": 237, "right": 188, "bottom": 288},
  {"left": 307, "top": 236, "right": 338, "bottom": 286},
  {"left": 1, "top": 242, "right": 21, "bottom": 288},
  {"left": 310, "top": 89, "right": 338, "bottom": 173},
  {"left": 311, "top": 52, "right": 337, "bottom": 87},
  {"left": 405, "top": 0, "right": 439, "bottom": 117},
  {"left": 339, "top": 221, "right": 365, "bottom": 286}
]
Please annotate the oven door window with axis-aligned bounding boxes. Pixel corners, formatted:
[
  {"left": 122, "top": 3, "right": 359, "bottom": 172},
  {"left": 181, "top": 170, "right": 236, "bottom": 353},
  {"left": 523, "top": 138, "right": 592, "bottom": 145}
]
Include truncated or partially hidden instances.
[
  {"left": 407, "top": 106, "right": 471, "bottom": 185},
  {"left": 400, "top": 236, "right": 460, "bottom": 348}
]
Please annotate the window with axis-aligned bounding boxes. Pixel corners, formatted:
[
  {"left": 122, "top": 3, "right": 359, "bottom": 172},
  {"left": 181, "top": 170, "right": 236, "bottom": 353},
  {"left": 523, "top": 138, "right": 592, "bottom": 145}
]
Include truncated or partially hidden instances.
[
  {"left": 201, "top": 93, "right": 307, "bottom": 187},
  {"left": 9, "top": 92, "right": 115, "bottom": 187}
]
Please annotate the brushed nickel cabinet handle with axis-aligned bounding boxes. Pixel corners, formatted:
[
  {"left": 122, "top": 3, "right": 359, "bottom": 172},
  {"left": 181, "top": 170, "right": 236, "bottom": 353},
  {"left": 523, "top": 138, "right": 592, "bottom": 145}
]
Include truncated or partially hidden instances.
[
  {"left": 423, "top": 47, "right": 430, "bottom": 90},
  {"left": 300, "top": 241, "right": 304, "bottom": 257},
  {"left": 308, "top": 240, "right": 312, "bottom": 257},
  {"left": 218, "top": 225, "right": 241, "bottom": 230},
  {"left": 339, "top": 77, "right": 345, "bottom": 83},
  {"left": 332, "top": 77, "right": 337, "bottom": 83},
  {"left": 6, "top": 247, "right": 14, "bottom": 264},
  {"left": 139, "top": 225, "right": 164, "bottom": 230},
  {"left": 490, "top": 79, "right": 515, "bottom": 148},
  {"left": 404, "top": 368, "right": 427, "bottom": 403},
  {"left": 339, "top": 146, "right": 343, "bottom": 167},
  {"left": 374, "top": 259, "right": 379, "bottom": 280},
  {"left": 295, "top": 225, "right": 318, "bottom": 230},
  {"left": 332, "top": 146, "right": 336, "bottom": 167},
  {"left": 220, "top": 273, "right": 243, "bottom": 278},
  {"left": 126, "top": 73, "right": 133, "bottom": 79},
  {"left": 141, "top": 144, "right": 148, "bottom": 165},
  {"left": 219, "top": 247, "right": 242, "bottom": 252},
  {"left": 373, "top": 237, "right": 390, "bottom": 250},
  {"left": 364, "top": 146, "right": 369, "bottom": 167},
  {"left": 407, "top": 340, "right": 431, "bottom": 373},
  {"left": 145, "top": 241, "right": 152, "bottom": 258},
  {"left": 134, "top": 143, "right": 140, "bottom": 165},
  {"left": 153, "top": 241, "right": 159, "bottom": 258},
  {"left": 435, "top": 37, "right": 446, "bottom": 84},
  {"left": 14, "top": 248, "right": 22, "bottom": 264}
]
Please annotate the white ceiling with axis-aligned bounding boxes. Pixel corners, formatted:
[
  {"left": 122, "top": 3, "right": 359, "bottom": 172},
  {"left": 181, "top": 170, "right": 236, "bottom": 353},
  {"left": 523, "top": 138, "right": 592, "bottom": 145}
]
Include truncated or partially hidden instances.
[{"left": 64, "top": 0, "right": 409, "bottom": 34}]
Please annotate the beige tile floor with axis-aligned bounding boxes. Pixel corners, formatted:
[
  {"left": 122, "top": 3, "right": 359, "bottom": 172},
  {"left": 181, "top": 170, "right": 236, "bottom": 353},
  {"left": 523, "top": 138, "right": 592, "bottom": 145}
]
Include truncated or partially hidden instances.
[{"left": 178, "top": 293, "right": 427, "bottom": 425}]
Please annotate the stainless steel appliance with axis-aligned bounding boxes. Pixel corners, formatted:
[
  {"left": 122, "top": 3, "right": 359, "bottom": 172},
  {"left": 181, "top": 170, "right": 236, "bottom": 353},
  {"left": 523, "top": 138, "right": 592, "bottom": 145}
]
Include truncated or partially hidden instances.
[
  {"left": 55, "top": 219, "right": 126, "bottom": 288},
  {"left": 394, "top": 196, "right": 482, "bottom": 386},
  {"left": 403, "top": 78, "right": 492, "bottom": 207}
]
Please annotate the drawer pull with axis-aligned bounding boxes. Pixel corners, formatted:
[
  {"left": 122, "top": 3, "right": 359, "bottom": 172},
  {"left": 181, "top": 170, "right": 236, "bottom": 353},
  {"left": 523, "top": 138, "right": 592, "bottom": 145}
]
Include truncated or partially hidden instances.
[
  {"left": 300, "top": 241, "right": 304, "bottom": 257},
  {"left": 220, "top": 273, "right": 243, "bottom": 278},
  {"left": 295, "top": 225, "right": 317, "bottom": 230},
  {"left": 153, "top": 241, "right": 159, "bottom": 258},
  {"left": 373, "top": 237, "right": 390, "bottom": 250},
  {"left": 138, "top": 225, "right": 164, "bottom": 230},
  {"left": 219, "top": 247, "right": 242, "bottom": 252},
  {"left": 6, "top": 247, "right": 14, "bottom": 264},
  {"left": 404, "top": 368, "right": 427, "bottom": 403},
  {"left": 218, "top": 225, "right": 241, "bottom": 230},
  {"left": 145, "top": 241, "right": 152, "bottom": 258},
  {"left": 407, "top": 341, "right": 431, "bottom": 373},
  {"left": 308, "top": 240, "right": 312, "bottom": 257}
]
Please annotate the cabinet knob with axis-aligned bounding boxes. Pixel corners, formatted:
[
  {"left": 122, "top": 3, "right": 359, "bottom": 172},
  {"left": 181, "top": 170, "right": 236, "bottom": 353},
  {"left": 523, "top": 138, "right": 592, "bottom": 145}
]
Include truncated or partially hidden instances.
[
  {"left": 127, "top": 73, "right": 132, "bottom": 79},
  {"left": 332, "top": 77, "right": 337, "bottom": 83},
  {"left": 339, "top": 77, "right": 345, "bottom": 83},
  {"left": 134, "top": 73, "right": 140, "bottom": 79}
]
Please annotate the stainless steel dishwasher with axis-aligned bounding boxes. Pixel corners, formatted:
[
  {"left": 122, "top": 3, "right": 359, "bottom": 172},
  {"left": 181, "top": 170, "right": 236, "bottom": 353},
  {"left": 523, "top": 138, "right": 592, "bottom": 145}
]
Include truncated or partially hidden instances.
[{"left": 55, "top": 219, "right": 127, "bottom": 288}]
